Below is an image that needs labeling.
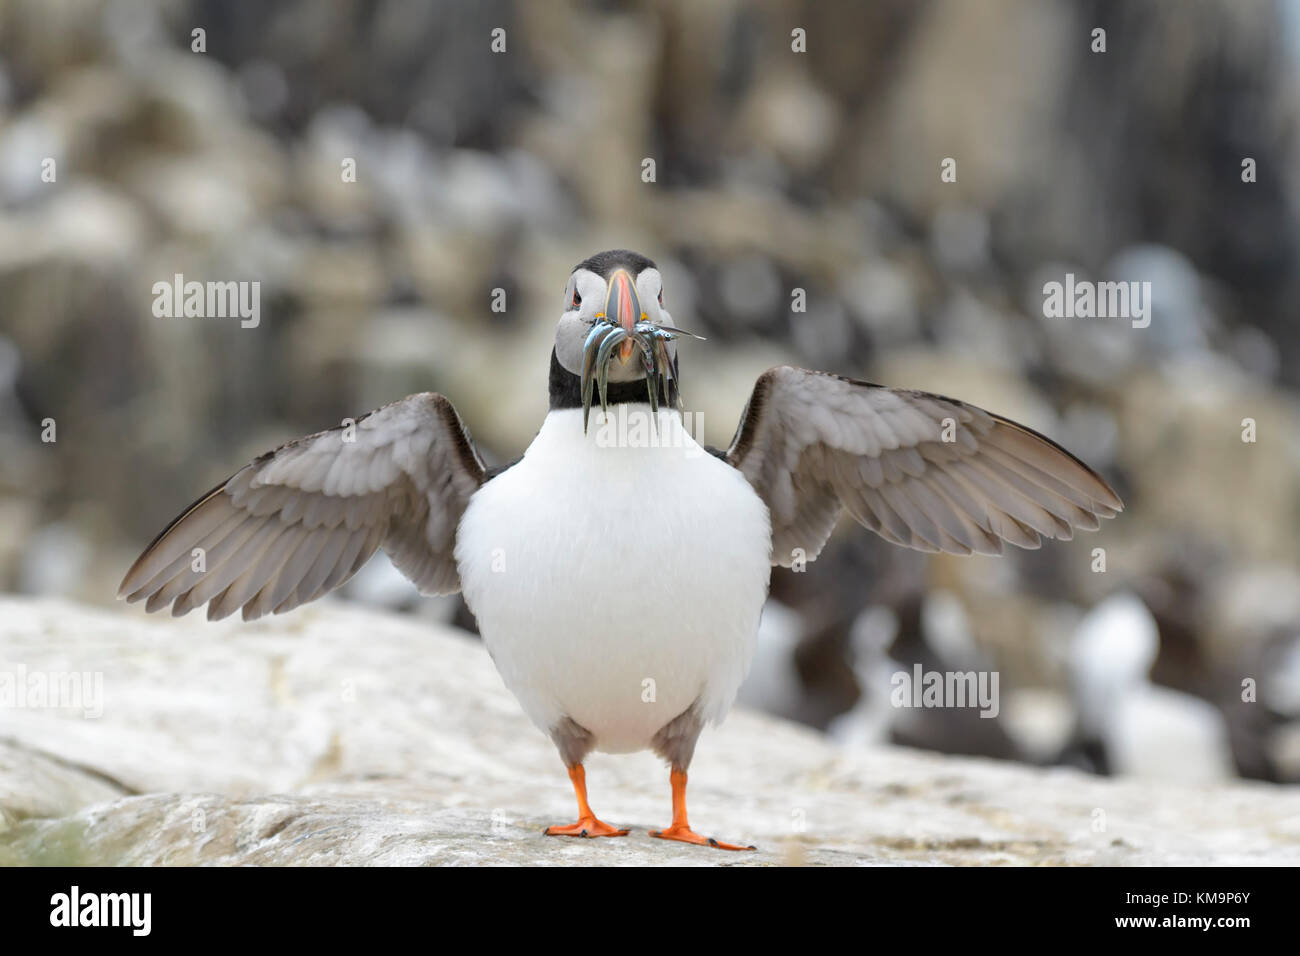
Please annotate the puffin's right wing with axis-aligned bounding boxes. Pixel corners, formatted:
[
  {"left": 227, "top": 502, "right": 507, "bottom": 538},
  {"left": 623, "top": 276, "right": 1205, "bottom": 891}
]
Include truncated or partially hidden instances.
[
  {"left": 119, "top": 392, "right": 486, "bottom": 621},
  {"left": 724, "top": 366, "right": 1122, "bottom": 567}
]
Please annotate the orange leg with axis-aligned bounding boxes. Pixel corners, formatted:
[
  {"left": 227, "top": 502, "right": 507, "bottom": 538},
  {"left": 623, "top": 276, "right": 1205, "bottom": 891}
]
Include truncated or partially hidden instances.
[
  {"left": 650, "top": 769, "right": 755, "bottom": 851},
  {"left": 544, "top": 764, "right": 629, "bottom": 838}
]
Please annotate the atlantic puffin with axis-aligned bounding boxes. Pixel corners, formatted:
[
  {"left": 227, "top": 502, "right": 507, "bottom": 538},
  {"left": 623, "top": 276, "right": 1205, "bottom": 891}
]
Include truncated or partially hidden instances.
[{"left": 119, "top": 249, "right": 1122, "bottom": 850}]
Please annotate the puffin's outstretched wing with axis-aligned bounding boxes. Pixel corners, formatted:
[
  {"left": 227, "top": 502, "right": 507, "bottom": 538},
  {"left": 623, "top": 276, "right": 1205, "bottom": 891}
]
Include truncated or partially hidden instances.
[
  {"left": 119, "top": 392, "right": 486, "bottom": 620},
  {"left": 724, "top": 366, "right": 1122, "bottom": 567}
]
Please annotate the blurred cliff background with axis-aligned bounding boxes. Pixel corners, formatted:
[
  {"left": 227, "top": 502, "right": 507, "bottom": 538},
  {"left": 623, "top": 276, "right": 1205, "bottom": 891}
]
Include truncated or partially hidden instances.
[{"left": 1, "top": 0, "right": 1298, "bottom": 785}]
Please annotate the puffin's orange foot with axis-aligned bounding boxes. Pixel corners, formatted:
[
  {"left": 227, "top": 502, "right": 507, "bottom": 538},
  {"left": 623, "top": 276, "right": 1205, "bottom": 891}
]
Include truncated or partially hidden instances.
[
  {"left": 650, "top": 824, "right": 755, "bottom": 851},
  {"left": 544, "top": 817, "right": 630, "bottom": 839}
]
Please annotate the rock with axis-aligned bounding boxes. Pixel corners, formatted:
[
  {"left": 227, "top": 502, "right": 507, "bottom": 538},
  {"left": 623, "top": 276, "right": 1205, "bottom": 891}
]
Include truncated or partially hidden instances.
[
  {"left": 1204, "top": 564, "right": 1300, "bottom": 663},
  {"left": 1106, "top": 244, "right": 1216, "bottom": 358},
  {"left": 2, "top": 596, "right": 1298, "bottom": 865},
  {"left": 1120, "top": 364, "right": 1300, "bottom": 571},
  {"left": 929, "top": 206, "right": 991, "bottom": 275},
  {"left": 719, "top": 255, "right": 783, "bottom": 329},
  {"left": 840, "top": 258, "right": 920, "bottom": 345},
  {"left": 737, "top": 67, "right": 841, "bottom": 173},
  {"left": 0, "top": 739, "right": 125, "bottom": 829}
]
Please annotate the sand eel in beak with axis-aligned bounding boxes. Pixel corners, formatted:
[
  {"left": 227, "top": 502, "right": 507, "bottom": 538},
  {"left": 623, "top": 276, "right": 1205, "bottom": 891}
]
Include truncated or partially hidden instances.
[
  {"left": 120, "top": 248, "right": 1122, "bottom": 851},
  {"left": 580, "top": 266, "right": 700, "bottom": 431}
]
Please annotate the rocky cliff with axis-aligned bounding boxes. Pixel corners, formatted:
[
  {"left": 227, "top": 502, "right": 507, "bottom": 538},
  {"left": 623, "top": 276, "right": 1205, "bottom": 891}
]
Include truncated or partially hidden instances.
[{"left": 1, "top": 596, "right": 1296, "bottom": 865}]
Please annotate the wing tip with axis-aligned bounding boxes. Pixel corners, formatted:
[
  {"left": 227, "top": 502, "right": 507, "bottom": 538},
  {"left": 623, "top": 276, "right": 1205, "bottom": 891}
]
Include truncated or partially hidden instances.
[{"left": 989, "top": 414, "right": 1125, "bottom": 516}]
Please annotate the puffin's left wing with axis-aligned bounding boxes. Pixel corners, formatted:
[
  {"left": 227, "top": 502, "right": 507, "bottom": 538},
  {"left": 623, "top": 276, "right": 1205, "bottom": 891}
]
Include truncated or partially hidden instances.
[
  {"left": 724, "top": 366, "right": 1122, "bottom": 567},
  {"left": 119, "top": 392, "right": 486, "bottom": 620}
]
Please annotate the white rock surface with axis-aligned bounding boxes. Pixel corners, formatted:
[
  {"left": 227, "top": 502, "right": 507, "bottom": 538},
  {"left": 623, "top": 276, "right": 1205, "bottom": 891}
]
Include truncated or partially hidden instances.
[{"left": 1, "top": 595, "right": 1298, "bottom": 866}]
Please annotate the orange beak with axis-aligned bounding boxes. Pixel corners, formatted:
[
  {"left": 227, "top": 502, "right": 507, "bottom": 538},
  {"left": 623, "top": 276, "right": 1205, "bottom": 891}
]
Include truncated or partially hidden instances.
[{"left": 604, "top": 269, "right": 641, "bottom": 365}]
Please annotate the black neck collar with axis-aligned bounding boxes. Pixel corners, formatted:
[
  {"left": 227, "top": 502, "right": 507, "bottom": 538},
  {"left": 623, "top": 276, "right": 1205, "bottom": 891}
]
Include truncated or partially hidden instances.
[{"left": 548, "top": 349, "right": 679, "bottom": 410}]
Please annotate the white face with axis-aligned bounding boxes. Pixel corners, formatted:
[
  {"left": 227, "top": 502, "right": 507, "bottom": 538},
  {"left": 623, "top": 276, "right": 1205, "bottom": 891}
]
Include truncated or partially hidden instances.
[{"left": 553, "top": 266, "right": 675, "bottom": 381}]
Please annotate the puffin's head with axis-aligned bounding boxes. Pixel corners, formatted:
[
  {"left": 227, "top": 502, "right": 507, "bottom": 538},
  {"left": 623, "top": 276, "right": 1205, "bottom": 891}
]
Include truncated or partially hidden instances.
[{"left": 552, "top": 249, "right": 700, "bottom": 430}]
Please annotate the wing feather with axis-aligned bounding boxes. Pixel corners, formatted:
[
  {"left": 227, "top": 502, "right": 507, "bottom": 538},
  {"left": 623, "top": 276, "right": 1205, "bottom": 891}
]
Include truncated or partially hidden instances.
[
  {"left": 120, "top": 393, "right": 486, "bottom": 620},
  {"left": 725, "top": 366, "right": 1121, "bottom": 565}
]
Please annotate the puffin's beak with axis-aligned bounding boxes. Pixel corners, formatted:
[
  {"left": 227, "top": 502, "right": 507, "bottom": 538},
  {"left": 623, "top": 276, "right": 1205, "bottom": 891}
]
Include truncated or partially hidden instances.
[{"left": 604, "top": 269, "right": 641, "bottom": 365}]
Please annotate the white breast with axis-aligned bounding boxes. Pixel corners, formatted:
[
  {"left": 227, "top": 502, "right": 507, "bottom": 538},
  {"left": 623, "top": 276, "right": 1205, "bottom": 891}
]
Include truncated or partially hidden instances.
[{"left": 454, "top": 406, "right": 772, "bottom": 754}]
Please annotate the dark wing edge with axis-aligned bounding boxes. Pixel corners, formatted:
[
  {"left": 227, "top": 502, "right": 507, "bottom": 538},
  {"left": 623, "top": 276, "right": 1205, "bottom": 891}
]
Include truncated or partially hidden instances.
[
  {"left": 725, "top": 366, "right": 1123, "bottom": 567},
  {"left": 118, "top": 392, "right": 486, "bottom": 621}
]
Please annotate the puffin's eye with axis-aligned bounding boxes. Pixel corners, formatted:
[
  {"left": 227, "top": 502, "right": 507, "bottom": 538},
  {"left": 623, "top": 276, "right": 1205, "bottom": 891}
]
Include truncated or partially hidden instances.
[{"left": 571, "top": 288, "right": 582, "bottom": 309}]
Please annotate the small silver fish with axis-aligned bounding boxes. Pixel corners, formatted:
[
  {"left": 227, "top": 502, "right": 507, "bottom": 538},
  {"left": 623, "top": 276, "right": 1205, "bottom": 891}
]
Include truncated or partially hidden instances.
[{"left": 580, "top": 320, "right": 704, "bottom": 432}]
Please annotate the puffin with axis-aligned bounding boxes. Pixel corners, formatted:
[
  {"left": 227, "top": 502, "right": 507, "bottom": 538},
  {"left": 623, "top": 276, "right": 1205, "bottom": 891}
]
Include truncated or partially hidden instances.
[{"left": 119, "top": 249, "right": 1122, "bottom": 850}]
